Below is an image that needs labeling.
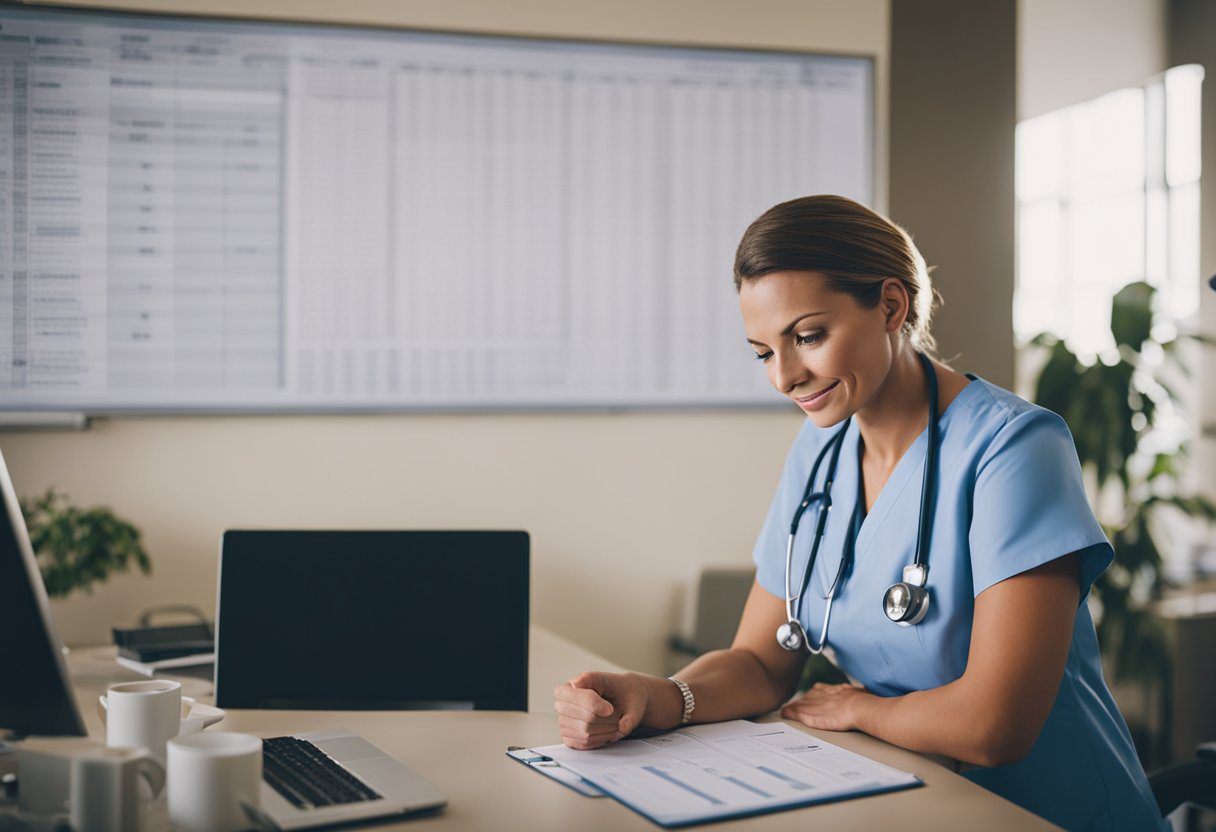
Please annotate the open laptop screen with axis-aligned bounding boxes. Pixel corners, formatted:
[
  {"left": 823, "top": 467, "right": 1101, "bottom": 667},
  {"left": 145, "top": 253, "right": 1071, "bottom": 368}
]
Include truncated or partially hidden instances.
[
  {"left": 216, "top": 530, "right": 528, "bottom": 711},
  {"left": 0, "top": 449, "right": 87, "bottom": 738}
]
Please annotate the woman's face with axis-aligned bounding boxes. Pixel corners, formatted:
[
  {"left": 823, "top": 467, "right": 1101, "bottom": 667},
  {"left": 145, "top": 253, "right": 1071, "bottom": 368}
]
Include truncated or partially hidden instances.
[{"left": 738, "top": 271, "right": 898, "bottom": 428}]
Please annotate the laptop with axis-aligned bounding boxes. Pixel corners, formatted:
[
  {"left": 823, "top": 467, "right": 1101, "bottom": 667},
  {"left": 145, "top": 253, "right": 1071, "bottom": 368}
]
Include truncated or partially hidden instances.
[
  {"left": 0, "top": 447, "right": 88, "bottom": 739},
  {"left": 216, "top": 529, "right": 529, "bottom": 828},
  {"left": 254, "top": 727, "right": 446, "bottom": 830},
  {"left": 215, "top": 530, "right": 529, "bottom": 711}
]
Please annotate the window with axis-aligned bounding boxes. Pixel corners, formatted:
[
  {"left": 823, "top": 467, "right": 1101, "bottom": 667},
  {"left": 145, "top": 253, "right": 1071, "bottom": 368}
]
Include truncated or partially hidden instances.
[
  {"left": 1014, "top": 65, "right": 1205, "bottom": 580},
  {"left": 1015, "top": 64, "right": 1203, "bottom": 360}
]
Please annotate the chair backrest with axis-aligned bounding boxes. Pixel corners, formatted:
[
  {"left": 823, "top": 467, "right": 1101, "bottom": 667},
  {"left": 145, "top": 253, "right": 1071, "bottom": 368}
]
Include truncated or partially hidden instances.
[
  {"left": 689, "top": 567, "right": 755, "bottom": 653},
  {"left": 1148, "top": 742, "right": 1216, "bottom": 818}
]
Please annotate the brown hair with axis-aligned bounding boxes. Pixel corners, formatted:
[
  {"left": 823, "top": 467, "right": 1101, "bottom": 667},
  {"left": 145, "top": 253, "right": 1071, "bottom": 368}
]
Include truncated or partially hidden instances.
[{"left": 733, "top": 195, "right": 939, "bottom": 354}]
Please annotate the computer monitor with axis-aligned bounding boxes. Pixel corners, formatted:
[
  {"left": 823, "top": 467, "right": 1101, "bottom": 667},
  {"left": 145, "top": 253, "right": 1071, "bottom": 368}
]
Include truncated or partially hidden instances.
[
  {"left": 215, "top": 530, "right": 529, "bottom": 711},
  {"left": 0, "top": 448, "right": 87, "bottom": 738}
]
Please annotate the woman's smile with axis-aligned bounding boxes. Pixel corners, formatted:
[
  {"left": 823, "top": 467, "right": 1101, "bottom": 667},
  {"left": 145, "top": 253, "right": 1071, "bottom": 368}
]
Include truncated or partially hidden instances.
[{"left": 794, "top": 381, "right": 840, "bottom": 411}]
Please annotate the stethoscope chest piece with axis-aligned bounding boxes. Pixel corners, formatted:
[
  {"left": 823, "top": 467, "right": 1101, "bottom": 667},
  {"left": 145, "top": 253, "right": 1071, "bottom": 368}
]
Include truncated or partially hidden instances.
[
  {"left": 776, "top": 620, "right": 807, "bottom": 652},
  {"left": 883, "top": 563, "right": 930, "bottom": 626}
]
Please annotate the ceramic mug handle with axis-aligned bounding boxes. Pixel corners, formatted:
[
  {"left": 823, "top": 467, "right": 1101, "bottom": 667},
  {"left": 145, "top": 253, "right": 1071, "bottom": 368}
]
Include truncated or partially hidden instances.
[{"left": 134, "top": 750, "right": 167, "bottom": 800}]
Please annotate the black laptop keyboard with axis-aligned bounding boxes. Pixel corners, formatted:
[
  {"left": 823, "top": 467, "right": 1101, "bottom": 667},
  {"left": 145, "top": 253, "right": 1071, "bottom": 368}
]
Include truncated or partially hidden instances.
[{"left": 262, "top": 736, "right": 383, "bottom": 809}]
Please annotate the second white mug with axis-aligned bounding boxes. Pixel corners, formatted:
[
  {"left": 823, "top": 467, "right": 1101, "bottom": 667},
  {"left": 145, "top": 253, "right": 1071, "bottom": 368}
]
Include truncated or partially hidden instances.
[
  {"left": 98, "top": 680, "right": 182, "bottom": 763},
  {"left": 167, "top": 732, "right": 263, "bottom": 832}
]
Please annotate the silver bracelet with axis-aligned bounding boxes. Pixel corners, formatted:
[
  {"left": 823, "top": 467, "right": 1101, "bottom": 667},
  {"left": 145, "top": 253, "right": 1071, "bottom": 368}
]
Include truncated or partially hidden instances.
[{"left": 668, "top": 676, "right": 695, "bottom": 725}]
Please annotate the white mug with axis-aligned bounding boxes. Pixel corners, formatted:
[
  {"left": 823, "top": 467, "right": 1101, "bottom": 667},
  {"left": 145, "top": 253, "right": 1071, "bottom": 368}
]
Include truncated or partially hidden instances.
[
  {"left": 97, "top": 680, "right": 222, "bottom": 763},
  {"left": 167, "top": 732, "right": 263, "bottom": 832},
  {"left": 70, "top": 745, "right": 166, "bottom": 832},
  {"left": 98, "top": 680, "right": 181, "bottom": 763},
  {"left": 15, "top": 736, "right": 103, "bottom": 816}
]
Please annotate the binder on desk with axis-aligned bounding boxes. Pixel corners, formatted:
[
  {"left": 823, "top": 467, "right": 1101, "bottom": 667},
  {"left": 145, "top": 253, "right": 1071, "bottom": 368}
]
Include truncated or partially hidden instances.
[
  {"left": 113, "top": 621, "right": 214, "bottom": 661},
  {"left": 507, "top": 747, "right": 606, "bottom": 797},
  {"left": 112, "top": 621, "right": 215, "bottom": 680},
  {"left": 512, "top": 719, "right": 921, "bottom": 828}
]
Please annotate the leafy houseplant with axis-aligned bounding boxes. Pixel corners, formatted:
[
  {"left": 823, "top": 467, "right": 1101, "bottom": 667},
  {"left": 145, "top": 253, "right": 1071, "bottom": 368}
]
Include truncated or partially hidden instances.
[
  {"left": 19, "top": 488, "right": 152, "bottom": 599},
  {"left": 1030, "top": 281, "right": 1216, "bottom": 692}
]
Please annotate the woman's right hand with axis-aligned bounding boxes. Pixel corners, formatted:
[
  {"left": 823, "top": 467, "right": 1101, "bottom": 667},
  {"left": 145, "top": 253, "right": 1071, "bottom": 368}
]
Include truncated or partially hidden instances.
[{"left": 553, "top": 670, "right": 651, "bottom": 750}]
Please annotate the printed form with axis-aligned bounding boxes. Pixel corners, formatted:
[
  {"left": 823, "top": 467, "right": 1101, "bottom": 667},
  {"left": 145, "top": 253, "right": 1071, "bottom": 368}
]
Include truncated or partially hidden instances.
[{"left": 534, "top": 719, "right": 921, "bottom": 827}]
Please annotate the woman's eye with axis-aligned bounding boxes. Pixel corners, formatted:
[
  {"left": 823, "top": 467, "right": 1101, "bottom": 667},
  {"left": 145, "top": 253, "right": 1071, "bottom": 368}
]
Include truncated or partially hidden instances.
[
  {"left": 753, "top": 351, "right": 774, "bottom": 363},
  {"left": 795, "top": 332, "right": 824, "bottom": 347}
]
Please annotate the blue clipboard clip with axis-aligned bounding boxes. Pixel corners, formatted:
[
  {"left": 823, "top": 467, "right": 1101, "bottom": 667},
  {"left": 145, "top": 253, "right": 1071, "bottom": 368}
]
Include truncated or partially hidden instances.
[{"left": 506, "top": 747, "right": 606, "bottom": 798}]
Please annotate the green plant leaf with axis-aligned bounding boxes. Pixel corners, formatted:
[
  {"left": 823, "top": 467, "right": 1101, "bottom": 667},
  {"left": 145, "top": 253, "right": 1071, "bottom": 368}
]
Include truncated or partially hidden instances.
[
  {"left": 1153, "top": 494, "right": 1216, "bottom": 521},
  {"left": 1034, "top": 341, "right": 1081, "bottom": 423},
  {"left": 1110, "top": 281, "right": 1155, "bottom": 352},
  {"left": 1139, "top": 390, "right": 1157, "bottom": 429},
  {"left": 1146, "top": 454, "right": 1175, "bottom": 482},
  {"left": 19, "top": 489, "right": 152, "bottom": 599},
  {"left": 1029, "top": 277, "right": 1203, "bottom": 699}
]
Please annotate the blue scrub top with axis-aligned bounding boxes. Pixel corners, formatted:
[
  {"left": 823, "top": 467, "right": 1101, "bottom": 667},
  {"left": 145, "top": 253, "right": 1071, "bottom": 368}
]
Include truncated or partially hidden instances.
[{"left": 753, "top": 378, "right": 1165, "bottom": 831}]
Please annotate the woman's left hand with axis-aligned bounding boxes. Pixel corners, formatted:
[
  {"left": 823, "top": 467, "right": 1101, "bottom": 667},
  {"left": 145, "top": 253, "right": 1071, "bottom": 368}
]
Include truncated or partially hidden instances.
[{"left": 780, "top": 682, "right": 872, "bottom": 732}]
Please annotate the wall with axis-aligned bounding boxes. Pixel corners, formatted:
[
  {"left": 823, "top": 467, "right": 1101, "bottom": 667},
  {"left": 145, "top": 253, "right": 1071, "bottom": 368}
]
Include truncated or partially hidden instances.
[
  {"left": 1018, "top": 0, "right": 1167, "bottom": 120},
  {"left": 889, "top": 0, "right": 1017, "bottom": 389},
  {"left": 5, "top": 0, "right": 889, "bottom": 676}
]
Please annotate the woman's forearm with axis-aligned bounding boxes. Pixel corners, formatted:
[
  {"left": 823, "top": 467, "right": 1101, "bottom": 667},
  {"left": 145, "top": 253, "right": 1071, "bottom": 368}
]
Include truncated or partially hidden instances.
[
  {"left": 848, "top": 559, "right": 1081, "bottom": 768},
  {"left": 852, "top": 678, "right": 1028, "bottom": 768},
  {"left": 638, "top": 647, "right": 798, "bottom": 731}
]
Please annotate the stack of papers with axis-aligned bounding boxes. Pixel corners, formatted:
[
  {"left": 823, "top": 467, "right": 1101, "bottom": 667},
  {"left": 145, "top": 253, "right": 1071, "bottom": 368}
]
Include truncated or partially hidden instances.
[{"left": 519, "top": 720, "right": 921, "bottom": 827}]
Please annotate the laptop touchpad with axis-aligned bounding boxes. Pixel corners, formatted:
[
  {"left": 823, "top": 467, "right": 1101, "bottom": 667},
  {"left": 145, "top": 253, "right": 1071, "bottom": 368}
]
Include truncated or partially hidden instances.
[{"left": 315, "top": 735, "right": 384, "bottom": 763}]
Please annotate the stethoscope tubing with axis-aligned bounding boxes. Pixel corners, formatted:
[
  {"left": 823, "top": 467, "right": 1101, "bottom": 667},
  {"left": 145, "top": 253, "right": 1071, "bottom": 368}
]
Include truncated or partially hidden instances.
[
  {"left": 782, "top": 353, "right": 940, "bottom": 653},
  {"left": 782, "top": 420, "right": 850, "bottom": 654}
]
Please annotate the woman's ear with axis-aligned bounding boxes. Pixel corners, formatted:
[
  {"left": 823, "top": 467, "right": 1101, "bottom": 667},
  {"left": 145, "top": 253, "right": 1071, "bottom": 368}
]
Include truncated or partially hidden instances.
[{"left": 881, "top": 278, "right": 910, "bottom": 334}]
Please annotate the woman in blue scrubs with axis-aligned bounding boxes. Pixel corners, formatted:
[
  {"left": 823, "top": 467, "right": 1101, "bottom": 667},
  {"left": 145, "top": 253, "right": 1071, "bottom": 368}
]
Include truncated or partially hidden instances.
[{"left": 553, "top": 195, "right": 1164, "bottom": 831}]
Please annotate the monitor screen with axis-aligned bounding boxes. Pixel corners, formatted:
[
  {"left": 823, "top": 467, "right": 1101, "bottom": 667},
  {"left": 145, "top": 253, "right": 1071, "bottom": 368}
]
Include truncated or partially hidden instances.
[
  {"left": 0, "top": 3, "right": 871, "bottom": 412},
  {"left": 215, "top": 530, "right": 529, "bottom": 710},
  {"left": 0, "top": 449, "right": 87, "bottom": 738}
]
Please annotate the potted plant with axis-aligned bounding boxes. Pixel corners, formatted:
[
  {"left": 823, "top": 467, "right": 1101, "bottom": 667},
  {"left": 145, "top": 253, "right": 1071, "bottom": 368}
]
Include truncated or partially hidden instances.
[
  {"left": 1028, "top": 280, "right": 1215, "bottom": 763},
  {"left": 19, "top": 488, "right": 152, "bottom": 599}
]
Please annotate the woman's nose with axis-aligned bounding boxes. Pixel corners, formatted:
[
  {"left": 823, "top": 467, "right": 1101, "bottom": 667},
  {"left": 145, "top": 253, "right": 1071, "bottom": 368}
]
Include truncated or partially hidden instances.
[{"left": 771, "top": 351, "right": 808, "bottom": 395}]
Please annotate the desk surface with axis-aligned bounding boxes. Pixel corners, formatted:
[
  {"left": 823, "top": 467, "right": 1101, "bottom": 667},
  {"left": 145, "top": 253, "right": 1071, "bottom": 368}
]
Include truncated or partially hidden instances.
[{"left": 64, "top": 627, "right": 1056, "bottom": 831}]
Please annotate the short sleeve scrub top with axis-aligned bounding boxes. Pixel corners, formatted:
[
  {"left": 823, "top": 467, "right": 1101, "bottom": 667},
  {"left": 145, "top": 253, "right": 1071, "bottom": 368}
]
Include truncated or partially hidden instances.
[{"left": 753, "top": 377, "right": 1165, "bottom": 831}]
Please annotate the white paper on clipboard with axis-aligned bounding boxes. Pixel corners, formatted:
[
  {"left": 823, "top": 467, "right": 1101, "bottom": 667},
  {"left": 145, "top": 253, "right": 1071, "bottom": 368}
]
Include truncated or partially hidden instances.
[{"left": 528, "top": 720, "right": 921, "bottom": 827}]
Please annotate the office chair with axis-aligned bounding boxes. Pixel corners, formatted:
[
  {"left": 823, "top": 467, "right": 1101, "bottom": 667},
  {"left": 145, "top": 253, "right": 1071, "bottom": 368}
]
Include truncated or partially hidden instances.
[
  {"left": 668, "top": 567, "right": 755, "bottom": 662},
  {"left": 1150, "top": 741, "right": 1216, "bottom": 825}
]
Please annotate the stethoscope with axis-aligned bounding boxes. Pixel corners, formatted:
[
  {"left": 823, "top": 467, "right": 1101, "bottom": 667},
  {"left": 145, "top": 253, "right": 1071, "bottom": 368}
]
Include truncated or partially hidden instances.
[{"left": 776, "top": 352, "right": 941, "bottom": 654}]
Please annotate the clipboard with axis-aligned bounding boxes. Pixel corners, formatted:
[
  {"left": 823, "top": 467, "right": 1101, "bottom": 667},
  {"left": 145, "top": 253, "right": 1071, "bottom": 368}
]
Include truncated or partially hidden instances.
[
  {"left": 512, "top": 720, "right": 922, "bottom": 828},
  {"left": 506, "top": 747, "right": 606, "bottom": 798}
]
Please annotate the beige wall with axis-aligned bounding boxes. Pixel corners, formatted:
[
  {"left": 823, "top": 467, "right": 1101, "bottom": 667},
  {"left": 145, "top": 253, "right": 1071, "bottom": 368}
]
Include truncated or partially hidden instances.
[
  {"left": 889, "top": 0, "right": 1017, "bottom": 389},
  {"left": 1018, "top": 0, "right": 1167, "bottom": 120},
  {"left": 5, "top": 0, "right": 890, "bottom": 676}
]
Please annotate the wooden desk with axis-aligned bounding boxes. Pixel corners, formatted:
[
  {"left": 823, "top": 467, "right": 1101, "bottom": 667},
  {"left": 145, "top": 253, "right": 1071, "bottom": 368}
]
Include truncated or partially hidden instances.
[{"left": 63, "top": 627, "right": 1056, "bottom": 831}]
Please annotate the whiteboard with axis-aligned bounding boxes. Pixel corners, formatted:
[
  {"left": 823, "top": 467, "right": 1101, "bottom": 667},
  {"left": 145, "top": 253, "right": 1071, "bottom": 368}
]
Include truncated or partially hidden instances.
[{"left": 0, "top": 5, "right": 873, "bottom": 412}]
